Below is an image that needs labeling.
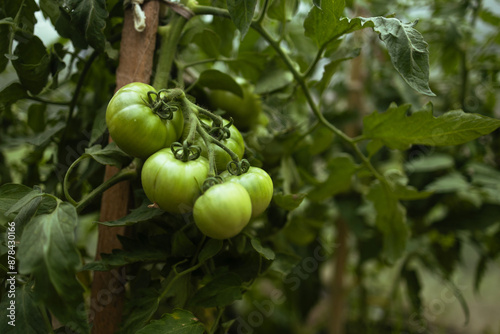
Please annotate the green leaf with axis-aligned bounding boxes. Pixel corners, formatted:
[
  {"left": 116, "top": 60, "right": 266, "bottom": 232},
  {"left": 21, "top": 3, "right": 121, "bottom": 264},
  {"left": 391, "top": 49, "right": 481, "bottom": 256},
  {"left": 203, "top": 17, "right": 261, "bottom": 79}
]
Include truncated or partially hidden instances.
[
  {"left": 255, "top": 67, "right": 294, "bottom": 94},
  {"left": 363, "top": 104, "right": 500, "bottom": 150},
  {"left": 4, "top": 0, "right": 38, "bottom": 34},
  {"left": 84, "top": 142, "right": 130, "bottom": 167},
  {"left": 198, "top": 69, "right": 244, "bottom": 98},
  {"left": 366, "top": 181, "right": 408, "bottom": 262},
  {"left": 0, "top": 21, "right": 9, "bottom": 73},
  {"left": 171, "top": 231, "right": 196, "bottom": 257},
  {"left": 27, "top": 104, "right": 47, "bottom": 133},
  {"left": 273, "top": 192, "right": 307, "bottom": 210},
  {"left": 308, "top": 154, "right": 357, "bottom": 202},
  {"left": 0, "top": 83, "right": 29, "bottom": 106},
  {"left": 250, "top": 238, "right": 276, "bottom": 260},
  {"left": 198, "top": 239, "right": 223, "bottom": 263},
  {"left": 0, "top": 184, "right": 32, "bottom": 214},
  {"left": 40, "top": 0, "right": 61, "bottom": 25},
  {"left": 267, "top": 0, "right": 298, "bottom": 22},
  {"left": 193, "top": 29, "right": 221, "bottom": 58},
  {"left": 405, "top": 153, "right": 454, "bottom": 173},
  {"left": 424, "top": 172, "right": 470, "bottom": 193},
  {"left": 25, "top": 122, "right": 65, "bottom": 146},
  {"left": 98, "top": 202, "right": 164, "bottom": 227},
  {"left": 136, "top": 309, "right": 204, "bottom": 334},
  {"left": 393, "top": 183, "right": 433, "bottom": 201},
  {"left": 12, "top": 35, "right": 50, "bottom": 94},
  {"left": 190, "top": 273, "right": 242, "bottom": 307},
  {"left": 0, "top": 283, "right": 46, "bottom": 334},
  {"left": 119, "top": 287, "right": 159, "bottom": 334},
  {"left": 82, "top": 246, "right": 167, "bottom": 271},
  {"left": 362, "top": 17, "right": 435, "bottom": 96},
  {"left": 269, "top": 252, "right": 301, "bottom": 276},
  {"left": 227, "top": 0, "right": 257, "bottom": 38},
  {"left": 5, "top": 187, "right": 43, "bottom": 231},
  {"left": 313, "top": 0, "right": 322, "bottom": 9},
  {"left": 473, "top": 255, "right": 488, "bottom": 293},
  {"left": 66, "top": 0, "right": 107, "bottom": 52},
  {"left": 89, "top": 106, "right": 107, "bottom": 145},
  {"left": 315, "top": 48, "right": 360, "bottom": 93},
  {"left": 17, "top": 202, "right": 88, "bottom": 332},
  {"left": 304, "top": 0, "right": 346, "bottom": 47}
]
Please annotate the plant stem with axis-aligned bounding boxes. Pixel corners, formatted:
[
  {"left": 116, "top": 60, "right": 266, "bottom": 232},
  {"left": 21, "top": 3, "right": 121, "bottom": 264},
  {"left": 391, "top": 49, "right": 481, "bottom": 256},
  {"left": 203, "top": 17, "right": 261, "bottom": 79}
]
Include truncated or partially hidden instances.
[
  {"left": 158, "top": 261, "right": 203, "bottom": 302},
  {"left": 61, "top": 50, "right": 99, "bottom": 143},
  {"left": 26, "top": 96, "right": 71, "bottom": 106},
  {"left": 75, "top": 165, "right": 138, "bottom": 213},
  {"left": 153, "top": 15, "right": 188, "bottom": 89},
  {"left": 63, "top": 155, "right": 85, "bottom": 206},
  {"left": 40, "top": 306, "right": 55, "bottom": 334}
]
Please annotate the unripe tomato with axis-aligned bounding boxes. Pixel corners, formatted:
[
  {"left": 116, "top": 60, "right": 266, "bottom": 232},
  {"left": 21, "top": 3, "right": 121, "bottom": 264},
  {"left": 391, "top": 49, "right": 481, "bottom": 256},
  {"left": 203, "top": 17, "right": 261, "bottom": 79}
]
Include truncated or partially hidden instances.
[
  {"left": 207, "top": 81, "right": 262, "bottom": 130},
  {"left": 221, "top": 167, "right": 273, "bottom": 218},
  {"left": 183, "top": 118, "right": 245, "bottom": 172},
  {"left": 193, "top": 182, "right": 252, "bottom": 239},
  {"left": 106, "top": 82, "right": 184, "bottom": 159},
  {"left": 141, "top": 148, "right": 209, "bottom": 214}
]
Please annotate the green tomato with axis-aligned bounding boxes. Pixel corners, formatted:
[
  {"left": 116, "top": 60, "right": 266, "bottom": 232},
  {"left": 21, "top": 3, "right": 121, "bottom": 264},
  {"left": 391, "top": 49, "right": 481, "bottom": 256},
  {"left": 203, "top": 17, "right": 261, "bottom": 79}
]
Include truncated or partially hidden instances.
[
  {"left": 141, "top": 148, "right": 209, "bottom": 214},
  {"left": 183, "top": 118, "right": 245, "bottom": 172},
  {"left": 221, "top": 167, "right": 273, "bottom": 218},
  {"left": 193, "top": 182, "right": 252, "bottom": 239},
  {"left": 106, "top": 82, "right": 184, "bottom": 159},
  {"left": 208, "top": 81, "right": 262, "bottom": 130}
]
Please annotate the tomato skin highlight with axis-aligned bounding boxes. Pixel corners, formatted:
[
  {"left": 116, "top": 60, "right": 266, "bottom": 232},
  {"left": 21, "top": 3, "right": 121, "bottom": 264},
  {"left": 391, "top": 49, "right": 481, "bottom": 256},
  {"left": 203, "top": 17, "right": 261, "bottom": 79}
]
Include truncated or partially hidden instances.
[
  {"left": 141, "top": 148, "right": 209, "bottom": 214},
  {"left": 221, "top": 167, "right": 273, "bottom": 218},
  {"left": 106, "top": 82, "right": 184, "bottom": 159},
  {"left": 193, "top": 182, "right": 252, "bottom": 239}
]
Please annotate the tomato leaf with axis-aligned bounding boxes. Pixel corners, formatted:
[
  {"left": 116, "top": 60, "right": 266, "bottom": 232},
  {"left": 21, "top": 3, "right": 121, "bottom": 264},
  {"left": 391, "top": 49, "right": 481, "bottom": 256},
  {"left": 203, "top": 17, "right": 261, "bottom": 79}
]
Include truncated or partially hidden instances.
[
  {"left": 0, "top": 83, "right": 29, "bottom": 107},
  {"left": 0, "top": 282, "right": 46, "bottom": 334},
  {"left": 405, "top": 153, "right": 454, "bottom": 173},
  {"left": 17, "top": 202, "right": 89, "bottom": 333},
  {"left": 65, "top": 0, "right": 107, "bottom": 52},
  {"left": 193, "top": 28, "right": 221, "bottom": 58},
  {"left": 315, "top": 47, "right": 360, "bottom": 93},
  {"left": 365, "top": 181, "right": 408, "bottom": 262},
  {"left": 273, "top": 192, "right": 307, "bottom": 211},
  {"left": 25, "top": 122, "right": 65, "bottom": 146},
  {"left": 226, "top": 0, "right": 257, "bottom": 39},
  {"left": 0, "top": 21, "right": 9, "bottom": 73},
  {"left": 267, "top": 0, "right": 299, "bottom": 22},
  {"left": 118, "top": 287, "right": 160, "bottom": 334},
  {"left": 304, "top": 0, "right": 346, "bottom": 47},
  {"left": 12, "top": 35, "right": 50, "bottom": 94},
  {"left": 136, "top": 309, "right": 204, "bottom": 334},
  {"left": 189, "top": 273, "right": 243, "bottom": 308},
  {"left": 84, "top": 142, "right": 130, "bottom": 167},
  {"left": 308, "top": 154, "right": 358, "bottom": 202},
  {"left": 198, "top": 69, "right": 244, "bottom": 98},
  {"left": 82, "top": 247, "right": 167, "bottom": 271},
  {"left": 198, "top": 239, "right": 223, "bottom": 263},
  {"left": 363, "top": 103, "right": 500, "bottom": 150},
  {"left": 98, "top": 201, "right": 164, "bottom": 227},
  {"left": 250, "top": 237, "right": 276, "bottom": 260},
  {"left": 363, "top": 17, "right": 435, "bottom": 96},
  {"left": 0, "top": 184, "right": 33, "bottom": 214}
]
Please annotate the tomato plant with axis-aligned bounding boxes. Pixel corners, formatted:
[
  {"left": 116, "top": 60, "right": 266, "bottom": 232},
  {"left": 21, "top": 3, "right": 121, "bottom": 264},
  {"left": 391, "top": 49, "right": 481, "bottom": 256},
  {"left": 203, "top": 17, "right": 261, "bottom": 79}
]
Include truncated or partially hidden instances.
[
  {"left": 193, "top": 181, "right": 252, "bottom": 239},
  {"left": 1, "top": 0, "right": 500, "bottom": 333},
  {"left": 106, "top": 82, "right": 184, "bottom": 159}
]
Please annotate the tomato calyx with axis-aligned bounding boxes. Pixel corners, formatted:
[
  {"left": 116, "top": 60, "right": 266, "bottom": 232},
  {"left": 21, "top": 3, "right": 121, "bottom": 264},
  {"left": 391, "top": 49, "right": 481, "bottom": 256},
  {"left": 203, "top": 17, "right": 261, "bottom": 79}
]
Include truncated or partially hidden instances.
[
  {"left": 171, "top": 141, "right": 201, "bottom": 162},
  {"left": 145, "top": 89, "right": 185, "bottom": 121},
  {"left": 208, "top": 117, "right": 234, "bottom": 141},
  {"left": 227, "top": 159, "right": 251, "bottom": 176},
  {"left": 201, "top": 176, "right": 223, "bottom": 193}
]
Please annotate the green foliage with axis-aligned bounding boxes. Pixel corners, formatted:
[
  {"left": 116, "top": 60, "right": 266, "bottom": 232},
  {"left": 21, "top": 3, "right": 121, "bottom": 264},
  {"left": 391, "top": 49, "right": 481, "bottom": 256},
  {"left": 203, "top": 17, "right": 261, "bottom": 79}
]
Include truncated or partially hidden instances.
[{"left": 0, "top": 0, "right": 499, "bottom": 332}]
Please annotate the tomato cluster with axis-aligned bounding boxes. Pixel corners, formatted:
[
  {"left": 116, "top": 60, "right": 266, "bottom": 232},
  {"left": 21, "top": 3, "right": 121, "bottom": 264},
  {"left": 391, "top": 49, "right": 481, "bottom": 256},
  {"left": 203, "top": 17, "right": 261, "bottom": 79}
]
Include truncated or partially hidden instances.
[{"left": 106, "top": 83, "right": 273, "bottom": 239}]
